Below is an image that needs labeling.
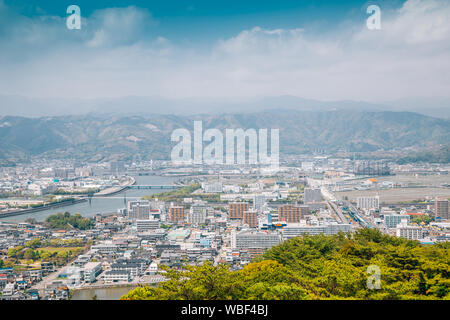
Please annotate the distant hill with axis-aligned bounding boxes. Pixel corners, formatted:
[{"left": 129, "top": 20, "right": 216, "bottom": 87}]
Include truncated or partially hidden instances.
[
  {"left": 0, "top": 110, "right": 449, "bottom": 165},
  {"left": 1, "top": 94, "right": 449, "bottom": 118}
]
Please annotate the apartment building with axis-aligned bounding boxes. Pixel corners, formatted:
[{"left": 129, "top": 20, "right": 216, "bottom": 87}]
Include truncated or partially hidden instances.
[
  {"left": 169, "top": 206, "right": 185, "bottom": 224},
  {"left": 242, "top": 210, "right": 258, "bottom": 228},
  {"left": 232, "top": 230, "right": 281, "bottom": 250},
  {"left": 396, "top": 219, "right": 423, "bottom": 240},
  {"left": 435, "top": 198, "right": 449, "bottom": 219},
  {"left": 127, "top": 200, "right": 151, "bottom": 221},
  {"left": 357, "top": 196, "right": 380, "bottom": 210},
  {"left": 229, "top": 202, "right": 249, "bottom": 219},
  {"left": 103, "top": 270, "right": 131, "bottom": 283},
  {"left": 136, "top": 219, "right": 160, "bottom": 232},
  {"left": 282, "top": 223, "right": 352, "bottom": 240},
  {"left": 278, "top": 204, "right": 309, "bottom": 223},
  {"left": 384, "top": 214, "right": 410, "bottom": 228}
]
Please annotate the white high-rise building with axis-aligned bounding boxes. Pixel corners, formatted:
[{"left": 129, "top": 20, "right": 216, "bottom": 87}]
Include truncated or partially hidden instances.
[
  {"left": 357, "top": 196, "right": 380, "bottom": 210},
  {"left": 187, "top": 205, "right": 207, "bottom": 225},
  {"left": 253, "top": 194, "right": 267, "bottom": 212},
  {"left": 83, "top": 262, "right": 102, "bottom": 283},
  {"left": 127, "top": 200, "right": 151, "bottom": 221}
]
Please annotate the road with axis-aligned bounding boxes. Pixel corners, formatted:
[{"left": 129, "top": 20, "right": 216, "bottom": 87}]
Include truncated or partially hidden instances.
[
  {"left": 31, "top": 247, "right": 91, "bottom": 294},
  {"left": 32, "top": 262, "right": 73, "bottom": 293}
]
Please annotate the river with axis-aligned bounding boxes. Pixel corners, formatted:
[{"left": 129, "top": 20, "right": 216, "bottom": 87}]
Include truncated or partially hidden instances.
[
  {"left": 70, "top": 286, "right": 138, "bottom": 300},
  {"left": 0, "top": 175, "right": 177, "bottom": 222}
]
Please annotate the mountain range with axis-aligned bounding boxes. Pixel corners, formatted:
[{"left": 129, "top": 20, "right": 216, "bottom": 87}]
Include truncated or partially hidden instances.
[
  {"left": 1, "top": 95, "right": 449, "bottom": 118},
  {"left": 0, "top": 110, "right": 449, "bottom": 165}
]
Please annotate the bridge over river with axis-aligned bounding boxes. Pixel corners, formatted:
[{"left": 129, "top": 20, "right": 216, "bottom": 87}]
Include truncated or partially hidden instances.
[
  {"left": 92, "top": 184, "right": 183, "bottom": 197},
  {"left": 127, "top": 185, "right": 182, "bottom": 190}
]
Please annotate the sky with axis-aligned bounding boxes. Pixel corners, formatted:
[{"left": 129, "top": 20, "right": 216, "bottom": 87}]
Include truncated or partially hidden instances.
[{"left": 0, "top": 0, "right": 450, "bottom": 109}]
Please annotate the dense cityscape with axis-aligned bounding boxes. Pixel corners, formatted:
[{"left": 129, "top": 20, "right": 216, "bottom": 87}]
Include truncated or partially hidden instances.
[{"left": 0, "top": 157, "right": 448, "bottom": 300}]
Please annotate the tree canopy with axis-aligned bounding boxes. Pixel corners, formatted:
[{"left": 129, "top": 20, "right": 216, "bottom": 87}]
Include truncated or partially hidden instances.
[
  {"left": 44, "top": 212, "right": 94, "bottom": 230},
  {"left": 122, "top": 229, "right": 449, "bottom": 300}
]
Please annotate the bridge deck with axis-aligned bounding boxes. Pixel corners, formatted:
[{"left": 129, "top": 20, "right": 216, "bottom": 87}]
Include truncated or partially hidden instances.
[{"left": 127, "top": 185, "right": 182, "bottom": 189}]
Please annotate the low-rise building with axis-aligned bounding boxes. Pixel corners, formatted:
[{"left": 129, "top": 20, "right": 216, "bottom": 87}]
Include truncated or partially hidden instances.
[
  {"left": 396, "top": 219, "right": 423, "bottom": 240},
  {"left": 83, "top": 262, "right": 102, "bottom": 283},
  {"left": 103, "top": 270, "right": 131, "bottom": 283},
  {"left": 136, "top": 219, "right": 160, "bottom": 232},
  {"left": 232, "top": 230, "right": 281, "bottom": 250},
  {"left": 2, "top": 283, "right": 15, "bottom": 296},
  {"left": 282, "top": 223, "right": 352, "bottom": 240},
  {"left": 384, "top": 214, "right": 410, "bottom": 228}
]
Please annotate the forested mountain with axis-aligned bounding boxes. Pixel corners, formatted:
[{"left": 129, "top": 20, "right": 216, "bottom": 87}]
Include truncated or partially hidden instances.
[{"left": 0, "top": 110, "right": 448, "bottom": 165}]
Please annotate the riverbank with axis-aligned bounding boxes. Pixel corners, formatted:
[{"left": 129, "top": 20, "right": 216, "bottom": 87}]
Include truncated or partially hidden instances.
[
  {"left": 0, "top": 198, "right": 87, "bottom": 218},
  {"left": 0, "top": 177, "right": 137, "bottom": 219},
  {"left": 93, "top": 176, "right": 136, "bottom": 197},
  {"left": 74, "top": 282, "right": 137, "bottom": 291},
  {"left": 70, "top": 282, "right": 158, "bottom": 300},
  {"left": 70, "top": 285, "right": 137, "bottom": 300},
  {"left": 0, "top": 175, "right": 178, "bottom": 222}
]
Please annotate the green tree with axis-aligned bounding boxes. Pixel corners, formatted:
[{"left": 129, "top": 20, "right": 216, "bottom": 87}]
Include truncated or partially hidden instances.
[
  {"left": 410, "top": 215, "right": 434, "bottom": 225},
  {"left": 23, "top": 248, "right": 38, "bottom": 261},
  {"left": 25, "top": 218, "right": 37, "bottom": 224},
  {"left": 8, "top": 246, "right": 24, "bottom": 259},
  {"left": 122, "top": 230, "right": 450, "bottom": 300},
  {"left": 25, "top": 238, "right": 42, "bottom": 249},
  {"left": 44, "top": 212, "right": 94, "bottom": 230}
]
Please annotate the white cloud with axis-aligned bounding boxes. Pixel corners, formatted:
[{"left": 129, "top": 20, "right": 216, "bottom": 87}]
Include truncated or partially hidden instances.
[
  {"left": 0, "top": 0, "right": 449, "bottom": 105},
  {"left": 396, "top": 0, "right": 450, "bottom": 43},
  {"left": 86, "top": 6, "right": 155, "bottom": 47}
]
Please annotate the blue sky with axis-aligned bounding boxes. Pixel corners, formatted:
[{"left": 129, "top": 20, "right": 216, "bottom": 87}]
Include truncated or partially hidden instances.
[
  {"left": 3, "top": 0, "right": 404, "bottom": 42},
  {"left": 0, "top": 0, "right": 449, "bottom": 107}
]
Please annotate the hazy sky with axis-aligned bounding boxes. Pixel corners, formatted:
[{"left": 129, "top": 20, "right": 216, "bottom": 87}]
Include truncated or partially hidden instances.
[{"left": 1, "top": 0, "right": 449, "bottom": 103}]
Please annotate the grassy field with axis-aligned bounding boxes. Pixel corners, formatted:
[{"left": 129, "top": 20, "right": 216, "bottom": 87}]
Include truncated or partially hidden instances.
[
  {"left": 335, "top": 173, "right": 450, "bottom": 204},
  {"left": 336, "top": 188, "right": 450, "bottom": 204},
  {"left": 37, "top": 246, "right": 83, "bottom": 253},
  {"left": 375, "top": 173, "right": 450, "bottom": 186}
]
